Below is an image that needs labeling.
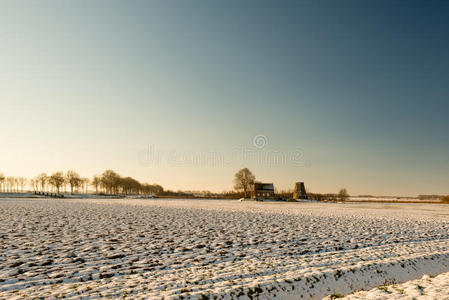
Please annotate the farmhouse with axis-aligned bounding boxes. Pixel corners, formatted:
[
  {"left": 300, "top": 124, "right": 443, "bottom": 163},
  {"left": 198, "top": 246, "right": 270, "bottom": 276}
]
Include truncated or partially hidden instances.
[{"left": 252, "top": 182, "right": 275, "bottom": 199}]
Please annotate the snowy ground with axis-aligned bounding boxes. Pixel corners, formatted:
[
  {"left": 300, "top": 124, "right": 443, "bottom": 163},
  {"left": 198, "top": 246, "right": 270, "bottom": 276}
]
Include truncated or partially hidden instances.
[
  {"left": 0, "top": 193, "right": 41, "bottom": 198},
  {"left": 334, "top": 271, "right": 449, "bottom": 299},
  {"left": 349, "top": 196, "right": 440, "bottom": 203},
  {"left": 0, "top": 199, "right": 449, "bottom": 299}
]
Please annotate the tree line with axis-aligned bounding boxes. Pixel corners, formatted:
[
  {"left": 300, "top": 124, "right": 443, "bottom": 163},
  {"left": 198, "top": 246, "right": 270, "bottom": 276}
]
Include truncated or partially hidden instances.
[
  {"left": 0, "top": 170, "right": 163, "bottom": 196},
  {"left": 0, "top": 174, "right": 27, "bottom": 192}
]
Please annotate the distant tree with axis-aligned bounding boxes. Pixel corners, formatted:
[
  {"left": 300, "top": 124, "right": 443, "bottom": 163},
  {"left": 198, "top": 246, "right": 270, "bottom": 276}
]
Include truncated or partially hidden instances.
[
  {"left": 66, "top": 171, "right": 81, "bottom": 194},
  {"left": 419, "top": 195, "right": 441, "bottom": 200},
  {"left": 338, "top": 188, "right": 349, "bottom": 202},
  {"left": 49, "top": 172, "right": 65, "bottom": 194},
  {"left": 139, "top": 183, "right": 163, "bottom": 196},
  {"left": 36, "top": 173, "right": 48, "bottom": 192},
  {"left": 153, "top": 184, "right": 164, "bottom": 195},
  {"left": 17, "top": 177, "right": 27, "bottom": 192},
  {"left": 141, "top": 183, "right": 149, "bottom": 195},
  {"left": 441, "top": 196, "right": 449, "bottom": 204},
  {"left": 14, "top": 177, "right": 19, "bottom": 192},
  {"left": 81, "top": 178, "right": 90, "bottom": 193},
  {"left": 120, "top": 177, "right": 141, "bottom": 195},
  {"left": 91, "top": 175, "right": 101, "bottom": 194},
  {"left": 233, "top": 168, "right": 256, "bottom": 198},
  {"left": 29, "top": 179, "right": 37, "bottom": 192},
  {"left": 150, "top": 184, "right": 163, "bottom": 195},
  {"left": 101, "top": 170, "right": 121, "bottom": 195},
  {"left": 6, "top": 177, "right": 16, "bottom": 192},
  {"left": 0, "top": 173, "right": 4, "bottom": 192}
]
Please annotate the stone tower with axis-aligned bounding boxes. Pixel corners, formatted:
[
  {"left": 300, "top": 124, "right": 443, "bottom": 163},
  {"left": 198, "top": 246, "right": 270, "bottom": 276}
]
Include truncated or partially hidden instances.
[{"left": 293, "top": 182, "right": 307, "bottom": 199}]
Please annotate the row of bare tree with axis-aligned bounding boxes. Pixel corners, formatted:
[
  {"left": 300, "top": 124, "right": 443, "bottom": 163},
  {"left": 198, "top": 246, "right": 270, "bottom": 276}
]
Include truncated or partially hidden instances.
[
  {"left": 0, "top": 174, "right": 27, "bottom": 193},
  {"left": 90, "top": 170, "right": 163, "bottom": 196},
  {"left": 0, "top": 170, "right": 163, "bottom": 196},
  {"left": 30, "top": 172, "right": 90, "bottom": 194}
]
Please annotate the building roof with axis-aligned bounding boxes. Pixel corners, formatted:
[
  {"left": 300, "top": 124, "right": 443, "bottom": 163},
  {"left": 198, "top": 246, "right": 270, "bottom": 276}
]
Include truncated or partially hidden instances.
[{"left": 254, "top": 182, "right": 274, "bottom": 191}]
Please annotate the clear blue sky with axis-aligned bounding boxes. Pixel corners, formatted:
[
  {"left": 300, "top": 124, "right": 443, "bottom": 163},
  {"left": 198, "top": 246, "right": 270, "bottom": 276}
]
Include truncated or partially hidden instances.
[{"left": 1, "top": 0, "right": 448, "bottom": 195}]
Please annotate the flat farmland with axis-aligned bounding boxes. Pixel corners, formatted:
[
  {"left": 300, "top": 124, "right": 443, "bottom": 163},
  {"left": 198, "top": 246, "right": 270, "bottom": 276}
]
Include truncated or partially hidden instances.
[{"left": 1, "top": 199, "right": 449, "bottom": 299}]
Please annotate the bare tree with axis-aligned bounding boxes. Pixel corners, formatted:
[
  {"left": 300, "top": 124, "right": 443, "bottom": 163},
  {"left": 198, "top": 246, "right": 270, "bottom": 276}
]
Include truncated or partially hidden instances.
[
  {"left": 338, "top": 188, "right": 349, "bottom": 202},
  {"left": 233, "top": 168, "right": 256, "bottom": 198},
  {"left": 36, "top": 173, "right": 48, "bottom": 192},
  {"left": 0, "top": 173, "right": 4, "bottom": 193},
  {"left": 141, "top": 183, "right": 164, "bottom": 196},
  {"left": 49, "top": 172, "right": 65, "bottom": 194},
  {"left": 91, "top": 175, "right": 101, "bottom": 194},
  {"left": 29, "top": 179, "right": 37, "bottom": 192},
  {"left": 81, "top": 178, "right": 90, "bottom": 193},
  {"left": 17, "top": 177, "right": 27, "bottom": 192},
  {"left": 66, "top": 171, "right": 81, "bottom": 194},
  {"left": 120, "top": 177, "right": 141, "bottom": 195},
  {"left": 6, "top": 177, "right": 16, "bottom": 192},
  {"left": 14, "top": 177, "right": 19, "bottom": 192},
  {"left": 101, "top": 170, "right": 121, "bottom": 195}
]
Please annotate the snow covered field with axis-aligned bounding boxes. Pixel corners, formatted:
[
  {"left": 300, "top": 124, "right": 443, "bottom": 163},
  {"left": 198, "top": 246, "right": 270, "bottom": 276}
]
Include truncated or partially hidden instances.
[
  {"left": 349, "top": 196, "right": 441, "bottom": 203},
  {"left": 1, "top": 199, "right": 449, "bottom": 299},
  {"left": 336, "top": 271, "right": 449, "bottom": 299}
]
